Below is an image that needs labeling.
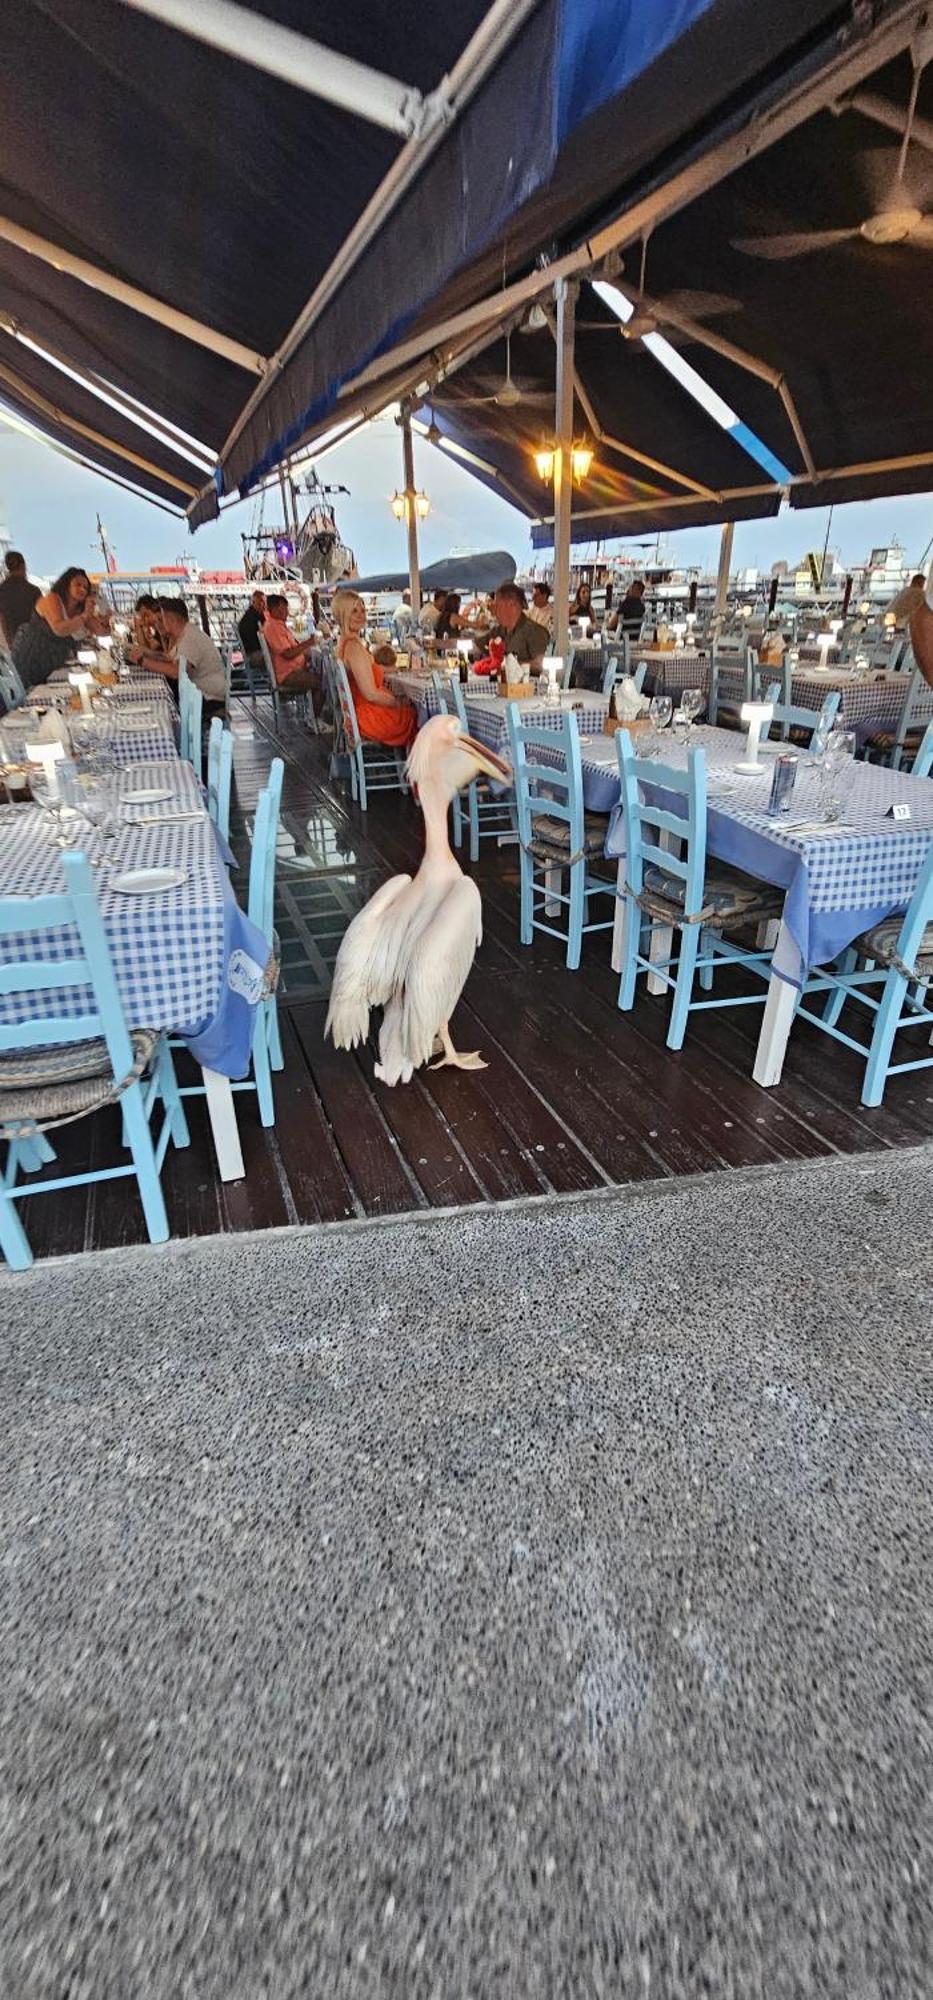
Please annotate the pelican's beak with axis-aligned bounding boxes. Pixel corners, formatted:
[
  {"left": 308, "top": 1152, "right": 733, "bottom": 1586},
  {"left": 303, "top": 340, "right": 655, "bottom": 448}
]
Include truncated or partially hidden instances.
[{"left": 460, "top": 734, "right": 511, "bottom": 787}]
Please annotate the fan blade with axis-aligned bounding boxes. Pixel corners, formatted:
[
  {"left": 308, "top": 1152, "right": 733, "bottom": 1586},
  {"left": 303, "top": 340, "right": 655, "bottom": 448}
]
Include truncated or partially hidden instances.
[
  {"left": 731, "top": 227, "right": 858, "bottom": 259},
  {"left": 652, "top": 288, "right": 743, "bottom": 319},
  {"left": 908, "top": 213, "right": 933, "bottom": 243}
]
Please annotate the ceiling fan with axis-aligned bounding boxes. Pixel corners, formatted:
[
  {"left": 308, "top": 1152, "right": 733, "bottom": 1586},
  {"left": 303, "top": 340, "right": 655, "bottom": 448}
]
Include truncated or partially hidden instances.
[
  {"left": 433, "top": 330, "right": 552, "bottom": 409},
  {"left": 733, "top": 30, "right": 933, "bottom": 258},
  {"left": 579, "top": 288, "right": 743, "bottom": 340}
]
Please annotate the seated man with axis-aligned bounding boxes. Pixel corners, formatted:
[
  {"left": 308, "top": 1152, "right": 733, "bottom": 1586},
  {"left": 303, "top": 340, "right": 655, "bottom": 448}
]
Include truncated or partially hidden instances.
[
  {"left": 237, "top": 588, "right": 267, "bottom": 670},
  {"left": 490, "top": 581, "right": 549, "bottom": 675},
  {"left": 262, "top": 592, "right": 323, "bottom": 709},
  {"left": 138, "top": 597, "right": 226, "bottom": 712}
]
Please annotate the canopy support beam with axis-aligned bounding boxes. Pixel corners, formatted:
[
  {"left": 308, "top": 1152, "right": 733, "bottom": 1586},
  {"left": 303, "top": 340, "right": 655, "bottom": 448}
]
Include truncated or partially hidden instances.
[
  {"left": 0, "top": 314, "right": 216, "bottom": 475},
  {"left": 339, "top": 0, "right": 926, "bottom": 411},
  {"left": 0, "top": 217, "right": 267, "bottom": 375},
  {"left": 120, "top": 0, "right": 439, "bottom": 138},
  {"left": 0, "top": 355, "right": 199, "bottom": 497},
  {"left": 214, "top": 0, "right": 543, "bottom": 479},
  {"left": 399, "top": 409, "right": 422, "bottom": 615},
  {"left": 0, "top": 398, "right": 185, "bottom": 515},
  {"left": 552, "top": 279, "right": 577, "bottom": 662},
  {"left": 550, "top": 320, "right": 718, "bottom": 501}
]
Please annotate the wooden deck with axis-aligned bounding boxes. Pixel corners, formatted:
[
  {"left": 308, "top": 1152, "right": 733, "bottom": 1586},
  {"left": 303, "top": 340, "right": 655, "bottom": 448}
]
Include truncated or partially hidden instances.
[{"left": 22, "top": 701, "right": 933, "bottom": 1260}]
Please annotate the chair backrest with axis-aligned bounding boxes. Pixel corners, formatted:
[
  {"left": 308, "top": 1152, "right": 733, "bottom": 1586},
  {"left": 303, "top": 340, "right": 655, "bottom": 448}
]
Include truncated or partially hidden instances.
[
  {"left": 206, "top": 716, "right": 233, "bottom": 842},
  {"left": 601, "top": 650, "right": 644, "bottom": 698},
  {"left": 762, "top": 684, "right": 841, "bottom": 745},
  {"left": 708, "top": 644, "right": 752, "bottom": 724},
  {"left": 431, "top": 669, "right": 469, "bottom": 730},
  {"left": 257, "top": 628, "right": 278, "bottom": 689},
  {"left": 0, "top": 850, "right": 135, "bottom": 1080},
  {"left": 331, "top": 656, "right": 362, "bottom": 755},
  {"left": 751, "top": 654, "right": 791, "bottom": 705},
  {"left": 506, "top": 702, "right": 585, "bottom": 851},
  {"left": 616, "top": 730, "right": 707, "bottom": 919},
  {"left": 319, "top": 648, "right": 347, "bottom": 755},
  {"left": 895, "top": 666, "right": 933, "bottom": 757},
  {"left": 247, "top": 758, "right": 284, "bottom": 945},
  {"left": 0, "top": 650, "right": 26, "bottom": 713},
  {"left": 178, "top": 660, "right": 203, "bottom": 773},
  {"left": 912, "top": 720, "right": 933, "bottom": 779}
]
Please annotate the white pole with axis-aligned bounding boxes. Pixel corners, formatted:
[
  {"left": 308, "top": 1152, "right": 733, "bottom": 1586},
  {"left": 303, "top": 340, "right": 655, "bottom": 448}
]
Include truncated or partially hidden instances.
[
  {"left": 400, "top": 412, "right": 422, "bottom": 616},
  {"left": 552, "top": 278, "right": 577, "bottom": 663},
  {"left": 0, "top": 216, "right": 266, "bottom": 375},
  {"left": 120, "top": 0, "right": 430, "bottom": 137}
]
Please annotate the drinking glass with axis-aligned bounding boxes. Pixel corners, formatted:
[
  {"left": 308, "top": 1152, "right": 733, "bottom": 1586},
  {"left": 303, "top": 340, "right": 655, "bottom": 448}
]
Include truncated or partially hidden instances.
[
  {"left": 681, "top": 687, "right": 704, "bottom": 738},
  {"left": 31, "top": 765, "right": 79, "bottom": 847},
  {"left": 649, "top": 694, "right": 673, "bottom": 733},
  {"left": 75, "top": 771, "right": 122, "bottom": 863}
]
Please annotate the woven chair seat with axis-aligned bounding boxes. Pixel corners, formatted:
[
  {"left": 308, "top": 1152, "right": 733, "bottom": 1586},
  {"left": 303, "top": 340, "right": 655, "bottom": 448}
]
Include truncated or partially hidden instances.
[
  {"left": 640, "top": 862, "right": 783, "bottom": 929},
  {"left": 855, "top": 916, "right": 933, "bottom": 974},
  {"left": 0, "top": 1028, "right": 158, "bottom": 1131},
  {"left": 864, "top": 728, "right": 924, "bottom": 755},
  {"left": 529, "top": 811, "right": 607, "bottom": 861}
]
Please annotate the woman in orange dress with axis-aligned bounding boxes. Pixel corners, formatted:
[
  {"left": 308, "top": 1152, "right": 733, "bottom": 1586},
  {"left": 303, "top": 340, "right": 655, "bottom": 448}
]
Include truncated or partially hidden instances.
[{"left": 333, "top": 590, "right": 417, "bottom": 749}]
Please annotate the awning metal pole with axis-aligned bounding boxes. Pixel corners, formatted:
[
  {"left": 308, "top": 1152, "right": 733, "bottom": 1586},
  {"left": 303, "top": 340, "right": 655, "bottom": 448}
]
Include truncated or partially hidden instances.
[
  {"left": 714, "top": 521, "right": 735, "bottom": 625},
  {"left": 400, "top": 412, "right": 422, "bottom": 615},
  {"left": 120, "top": 0, "right": 432, "bottom": 137},
  {"left": 0, "top": 313, "right": 216, "bottom": 473},
  {"left": 0, "top": 216, "right": 266, "bottom": 375},
  {"left": 552, "top": 279, "right": 577, "bottom": 662},
  {"left": 0, "top": 354, "right": 199, "bottom": 497}
]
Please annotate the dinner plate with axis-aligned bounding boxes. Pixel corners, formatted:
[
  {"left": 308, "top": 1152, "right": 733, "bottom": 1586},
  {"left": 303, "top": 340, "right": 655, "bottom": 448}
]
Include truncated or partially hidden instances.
[
  {"left": 111, "top": 867, "right": 188, "bottom": 895},
  {"left": 122, "top": 786, "right": 175, "bottom": 805}
]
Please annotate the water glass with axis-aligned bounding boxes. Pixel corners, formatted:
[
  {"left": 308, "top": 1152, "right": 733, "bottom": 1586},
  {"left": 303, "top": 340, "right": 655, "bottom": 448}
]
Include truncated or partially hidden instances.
[{"left": 648, "top": 694, "right": 673, "bottom": 733}]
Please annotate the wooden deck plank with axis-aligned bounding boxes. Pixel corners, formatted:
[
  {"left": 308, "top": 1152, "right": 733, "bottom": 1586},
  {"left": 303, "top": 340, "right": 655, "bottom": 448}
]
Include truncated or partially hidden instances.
[{"left": 289, "top": 999, "right": 427, "bottom": 1217}]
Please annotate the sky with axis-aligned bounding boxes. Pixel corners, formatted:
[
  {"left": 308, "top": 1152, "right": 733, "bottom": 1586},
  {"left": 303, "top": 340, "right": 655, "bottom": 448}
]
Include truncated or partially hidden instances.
[{"left": 2, "top": 408, "right": 932, "bottom": 584}]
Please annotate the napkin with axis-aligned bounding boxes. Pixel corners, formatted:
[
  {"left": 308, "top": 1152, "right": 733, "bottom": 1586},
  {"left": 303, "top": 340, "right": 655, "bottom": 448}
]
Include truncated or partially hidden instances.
[
  {"left": 615, "top": 675, "right": 649, "bottom": 722},
  {"left": 503, "top": 652, "right": 523, "bottom": 685},
  {"left": 32, "top": 708, "right": 71, "bottom": 747}
]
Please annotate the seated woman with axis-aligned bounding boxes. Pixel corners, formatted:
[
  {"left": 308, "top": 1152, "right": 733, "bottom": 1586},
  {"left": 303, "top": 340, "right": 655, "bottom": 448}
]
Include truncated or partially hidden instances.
[
  {"left": 12, "top": 566, "right": 110, "bottom": 690},
  {"left": 333, "top": 590, "right": 416, "bottom": 749},
  {"left": 435, "top": 592, "right": 463, "bottom": 644}
]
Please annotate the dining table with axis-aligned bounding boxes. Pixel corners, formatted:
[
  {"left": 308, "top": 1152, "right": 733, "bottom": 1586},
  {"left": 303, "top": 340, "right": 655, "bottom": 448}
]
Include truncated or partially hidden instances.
[
  {"left": 388, "top": 672, "right": 610, "bottom": 750},
  {"left": 0, "top": 749, "right": 268, "bottom": 1183},
  {"left": 634, "top": 647, "right": 708, "bottom": 696},
  {"left": 533, "top": 721, "right": 933, "bottom": 1089}
]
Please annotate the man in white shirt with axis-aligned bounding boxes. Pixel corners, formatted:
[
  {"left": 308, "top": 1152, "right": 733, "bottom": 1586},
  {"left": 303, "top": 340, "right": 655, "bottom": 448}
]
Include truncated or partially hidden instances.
[
  {"left": 910, "top": 572, "right": 933, "bottom": 689},
  {"left": 392, "top": 590, "right": 417, "bottom": 645},
  {"left": 419, "top": 589, "right": 447, "bottom": 636},
  {"left": 141, "top": 598, "right": 226, "bottom": 705}
]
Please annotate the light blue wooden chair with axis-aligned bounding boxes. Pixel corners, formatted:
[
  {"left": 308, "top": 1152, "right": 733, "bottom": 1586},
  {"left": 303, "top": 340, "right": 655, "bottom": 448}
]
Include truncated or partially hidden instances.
[
  {"left": 602, "top": 653, "right": 646, "bottom": 699},
  {"left": 912, "top": 720, "right": 933, "bottom": 778},
  {"left": 0, "top": 851, "right": 189, "bottom": 1269},
  {"left": 795, "top": 845, "right": 933, "bottom": 1106},
  {"left": 0, "top": 650, "right": 26, "bottom": 713},
  {"left": 431, "top": 671, "right": 513, "bottom": 860},
  {"left": 761, "top": 683, "right": 841, "bottom": 747},
  {"left": 178, "top": 661, "right": 204, "bottom": 780},
  {"left": 331, "top": 658, "right": 407, "bottom": 810},
  {"left": 708, "top": 644, "right": 754, "bottom": 727},
  {"left": 174, "top": 760, "right": 284, "bottom": 1130},
  {"left": 506, "top": 703, "right": 614, "bottom": 969},
  {"left": 206, "top": 715, "right": 233, "bottom": 844},
  {"left": 602, "top": 635, "right": 631, "bottom": 689},
  {"left": 864, "top": 667, "right": 933, "bottom": 770},
  {"left": 614, "top": 731, "right": 782, "bottom": 1049}
]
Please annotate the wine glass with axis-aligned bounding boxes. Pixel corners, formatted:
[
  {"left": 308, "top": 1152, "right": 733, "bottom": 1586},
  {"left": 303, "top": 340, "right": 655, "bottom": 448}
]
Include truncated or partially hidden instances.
[
  {"left": 649, "top": 694, "right": 673, "bottom": 735},
  {"left": 31, "top": 764, "right": 79, "bottom": 847},
  {"left": 75, "top": 771, "right": 122, "bottom": 865},
  {"left": 682, "top": 687, "right": 704, "bottom": 738}
]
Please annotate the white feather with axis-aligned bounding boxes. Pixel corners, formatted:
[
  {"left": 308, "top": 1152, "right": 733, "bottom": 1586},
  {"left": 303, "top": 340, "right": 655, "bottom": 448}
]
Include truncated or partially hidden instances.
[{"left": 324, "top": 873, "right": 412, "bottom": 1047}]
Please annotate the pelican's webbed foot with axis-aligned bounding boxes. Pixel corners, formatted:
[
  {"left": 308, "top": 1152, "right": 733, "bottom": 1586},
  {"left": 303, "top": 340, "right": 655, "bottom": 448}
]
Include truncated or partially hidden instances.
[{"left": 428, "top": 1024, "right": 488, "bottom": 1073}]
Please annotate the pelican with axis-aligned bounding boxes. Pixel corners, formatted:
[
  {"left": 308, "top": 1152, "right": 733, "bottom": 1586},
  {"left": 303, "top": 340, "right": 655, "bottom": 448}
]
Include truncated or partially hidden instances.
[{"left": 325, "top": 713, "right": 511, "bottom": 1085}]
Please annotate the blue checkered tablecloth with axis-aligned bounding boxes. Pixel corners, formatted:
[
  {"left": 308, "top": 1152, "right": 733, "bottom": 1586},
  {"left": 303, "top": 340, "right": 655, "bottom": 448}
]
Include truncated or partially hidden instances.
[
  {"left": 388, "top": 675, "right": 608, "bottom": 749},
  {"left": 635, "top": 649, "right": 707, "bottom": 696},
  {"left": 715, "top": 666, "right": 922, "bottom": 745},
  {"left": 388, "top": 670, "right": 493, "bottom": 712},
  {"left": 0, "top": 757, "right": 268, "bottom": 1077},
  {"left": 25, "top": 677, "right": 174, "bottom": 708},
  {"left": 599, "top": 724, "right": 933, "bottom": 986}
]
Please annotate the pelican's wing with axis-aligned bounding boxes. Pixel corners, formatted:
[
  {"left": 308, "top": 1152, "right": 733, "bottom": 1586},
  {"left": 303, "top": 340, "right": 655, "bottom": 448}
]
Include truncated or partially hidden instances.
[
  {"left": 399, "top": 876, "right": 483, "bottom": 1073},
  {"left": 325, "top": 873, "right": 413, "bottom": 1048}
]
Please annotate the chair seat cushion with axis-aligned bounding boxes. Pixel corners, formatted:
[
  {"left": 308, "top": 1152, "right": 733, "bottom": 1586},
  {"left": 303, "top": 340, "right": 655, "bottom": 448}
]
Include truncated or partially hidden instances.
[
  {"left": 854, "top": 915, "right": 933, "bottom": 974},
  {"left": 529, "top": 811, "right": 607, "bottom": 861},
  {"left": 0, "top": 1028, "right": 158, "bottom": 1130},
  {"left": 641, "top": 862, "right": 783, "bottom": 928},
  {"left": 864, "top": 729, "right": 923, "bottom": 755}
]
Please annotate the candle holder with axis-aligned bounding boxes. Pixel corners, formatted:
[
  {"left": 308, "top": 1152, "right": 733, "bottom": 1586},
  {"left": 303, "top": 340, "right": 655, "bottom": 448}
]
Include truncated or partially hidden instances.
[{"left": 735, "top": 702, "right": 774, "bottom": 774}]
